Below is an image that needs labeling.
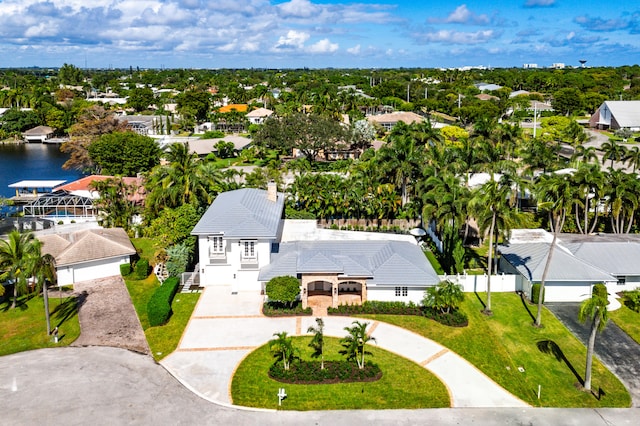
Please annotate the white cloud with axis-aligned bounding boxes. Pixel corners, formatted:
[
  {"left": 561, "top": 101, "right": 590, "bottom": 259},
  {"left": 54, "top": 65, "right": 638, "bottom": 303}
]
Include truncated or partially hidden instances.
[
  {"left": 347, "top": 44, "right": 361, "bottom": 54},
  {"left": 429, "top": 4, "right": 490, "bottom": 25},
  {"left": 307, "top": 38, "right": 339, "bottom": 53},
  {"left": 278, "top": 0, "right": 318, "bottom": 18},
  {"left": 417, "top": 29, "right": 497, "bottom": 44},
  {"left": 274, "top": 30, "right": 310, "bottom": 50}
]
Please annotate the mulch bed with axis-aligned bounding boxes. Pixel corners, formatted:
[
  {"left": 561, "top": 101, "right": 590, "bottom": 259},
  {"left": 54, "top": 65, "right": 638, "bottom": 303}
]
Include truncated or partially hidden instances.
[{"left": 269, "top": 360, "right": 382, "bottom": 384}]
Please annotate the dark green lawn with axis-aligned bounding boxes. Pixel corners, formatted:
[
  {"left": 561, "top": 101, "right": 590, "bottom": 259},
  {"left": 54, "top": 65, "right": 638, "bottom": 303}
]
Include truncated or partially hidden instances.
[
  {"left": 610, "top": 303, "right": 640, "bottom": 345},
  {"left": 231, "top": 336, "right": 450, "bottom": 410},
  {"left": 359, "top": 292, "right": 630, "bottom": 408},
  {"left": 0, "top": 292, "right": 80, "bottom": 356}
]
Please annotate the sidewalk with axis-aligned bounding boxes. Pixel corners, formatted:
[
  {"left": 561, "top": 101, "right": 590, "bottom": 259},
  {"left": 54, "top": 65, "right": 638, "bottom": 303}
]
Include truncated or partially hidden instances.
[{"left": 161, "top": 287, "right": 527, "bottom": 408}]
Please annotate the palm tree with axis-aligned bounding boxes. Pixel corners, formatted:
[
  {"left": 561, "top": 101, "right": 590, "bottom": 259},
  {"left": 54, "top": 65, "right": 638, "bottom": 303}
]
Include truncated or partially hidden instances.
[
  {"left": 269, "top": 331, "right": 297, "bottom": 371},
  {"left": 307, "top": 317, "right": 325, "bottom": 369},
  {"left": 578, "top": 284, "right": 609, "bottom": 392},
  {"left": 340, "top": 320, "right": 376, "bottom": 370},
  {"left": 535, "top": 172, "right": 574, "bottom": 327},
  {"left": 469, "top": 174, "right": 516, "bottom": 313},
  {"left": 624, "top": 146, "right": 640, "bottom": 173},
  {"left": 423, "top": 280, "right": 464, "bottom": 314},
  {"left": 31, "top": 253, "right": 57, "bottom": 335},
  {"left": 600, "top": 139, "right": 627, "bottom": 169},
  {"left": 571, "top": 145, "right": 598, "bottom": 166},
  {"left": 0, "top": 230, "right": 41, "bottom": 309},
  {"left": 605, "top": 170, "right": 640, "bottom": 234},
  {"left": 571, "top": 163, "right": 605, "bottom": 235}
]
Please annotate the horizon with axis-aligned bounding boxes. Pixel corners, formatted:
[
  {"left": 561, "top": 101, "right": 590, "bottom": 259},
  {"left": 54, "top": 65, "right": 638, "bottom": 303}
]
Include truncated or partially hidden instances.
[{"left": 0, "top": 1, "right": 638, "bottom": 70}]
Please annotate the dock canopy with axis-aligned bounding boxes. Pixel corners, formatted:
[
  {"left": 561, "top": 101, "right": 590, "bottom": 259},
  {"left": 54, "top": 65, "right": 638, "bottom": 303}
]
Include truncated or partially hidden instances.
[{"left": 8, "top": 180, "right": 66, "bottom": 201}]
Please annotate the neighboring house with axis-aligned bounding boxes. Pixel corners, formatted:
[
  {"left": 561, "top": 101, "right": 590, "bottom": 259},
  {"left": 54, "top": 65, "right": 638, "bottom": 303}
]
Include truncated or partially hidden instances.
[
  {"left": 116, "top": 115, "right": 161, "bottom": 135},
  {"left": 23, "top": 126, "right": 54, "bottom": 143},
  {"left": 246, "top": 107, "right": 273, "bottom": 124},
  {"left": 188, "top": 136, "right": 252, "bottom": 157},
  {"left": 217, "top": 104, "right": 248, "bottom": 113},
  {"left": 475, "top": 83, "right": 503, "bottom": 92},
  {"left": 498, "top": 229, "right": 640, "bottom": 302},
  {"left": 38, "top": 228, "right": 136, "bottom": 285},
  {"left": 367, "top": 111, "right": 426, "bottom": 131},
  {"left": 590, "top": 100, "right": 640, "bottom": 131},
  {"left": 192, "top": 185, "right": 440, "bottom": 306},
  {"left": 54, "top": 175, "right": 146, "bottom": 205},
  {"left": 475, "top": 94, "right": 499, "bottom": 101}
]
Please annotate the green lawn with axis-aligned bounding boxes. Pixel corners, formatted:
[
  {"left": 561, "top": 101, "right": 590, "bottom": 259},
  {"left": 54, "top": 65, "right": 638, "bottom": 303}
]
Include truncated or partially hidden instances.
[
  {"left": 126, "top": 237, "right": 200, "bottom": 361},
  {"left": 0, "top": 292, "right": 80, "bottom": 356},
  {"left": 231, "top": 336, "right": 450, "bottom": 410},
  {"left": 610, "top": 303, "right": 640, "bottom": 345},
  {"left": 359, "top": 292, "right": 630, "bottom": 408}
]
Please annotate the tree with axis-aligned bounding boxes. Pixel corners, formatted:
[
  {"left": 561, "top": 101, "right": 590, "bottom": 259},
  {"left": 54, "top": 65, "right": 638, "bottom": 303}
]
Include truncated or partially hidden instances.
[
  {"left": 90, "top": 177, "right": 139, "bottom": 230},
  {"left": 214, "top": 141, "right": 236, "bottom": 159},
  {"left": 145, "top": 203, "right": 200, "bottom": 247},
  {"left": 578, "top": 283, "right": 609, "bottom": 392},
  {"left": 307, "top": 317, "right": 325, "bottom": 369},
  {"left": 269, "top": 331, "right": 298, "bottom": 371},
  {"left": 265, "top": 276, "right": 300, "bottom": 308},
  {"left": 58, "top": 63, "right": 84, "bottom": 85},
  {"left": 0, "top": 230, "right": 40, "bottom": 309},
  {"left": 127, "top": 87, "right": 155, "bottom": 112},
  {"left": 176, "top": 90, "right": 211, "bottom": 122},
  {"left": 88, "top": 131, "right": 161, "bottom": 176},
  {"left": 600, "top": 139, "right": 627, "bottom": 169},
  {"left": 551, "top": 88, "right": 584, "bottom": 116},
  {"left": 31, "top": 253, "right": 57, "bottom": 335},
  {"left": 535, "top": 172, "right": 573, "bottom": 327},
  {"left": 423, "top": 280, "right": 464, "bottom": 314},
  {"left": 340, "top": 320, "right": 376, "bottom": 369}
]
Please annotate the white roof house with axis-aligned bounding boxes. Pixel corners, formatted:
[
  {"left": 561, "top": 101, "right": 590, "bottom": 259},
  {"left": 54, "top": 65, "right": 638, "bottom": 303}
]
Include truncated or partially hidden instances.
[
  {"left": 590, "top": 101, "right": 640, "bottom": 131},
  {"left": 246, "top": 107, "right": 273, "bottom": 124}
]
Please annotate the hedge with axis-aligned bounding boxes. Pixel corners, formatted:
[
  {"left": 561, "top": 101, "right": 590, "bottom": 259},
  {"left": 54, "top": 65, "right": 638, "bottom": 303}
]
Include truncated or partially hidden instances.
[
  {"left": 327, "top": 301, "right": 468, "bottom": 327},
  {"left": 120, "top": 263, "right": 131, "bottom": 277},
  {"left": 532, "top": 283, "right": 545, "bottom": 304},
  {"left": 134, "top": 259, "right": 149, "bottom": 280},
  {"left": 269, "top": 360, "right": 382, "bottom": 384},
  {"left": 147, "top": 276, "right": 180, "bottom": 327},
  {"left": 262, "top": 301, "right": 312, "bottom": 317}
]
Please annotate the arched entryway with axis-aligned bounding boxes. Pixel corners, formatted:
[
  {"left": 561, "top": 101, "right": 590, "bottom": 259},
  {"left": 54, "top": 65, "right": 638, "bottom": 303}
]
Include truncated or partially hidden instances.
[{"left": 338, "top": 281, "right": 363, "bottom": 305}]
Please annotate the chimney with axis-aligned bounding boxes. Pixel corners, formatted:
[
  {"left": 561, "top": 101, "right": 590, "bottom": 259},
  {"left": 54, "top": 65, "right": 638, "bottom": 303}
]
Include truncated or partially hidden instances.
[{"left": 267, "top": 181, "right": 277, "bottom": 202}]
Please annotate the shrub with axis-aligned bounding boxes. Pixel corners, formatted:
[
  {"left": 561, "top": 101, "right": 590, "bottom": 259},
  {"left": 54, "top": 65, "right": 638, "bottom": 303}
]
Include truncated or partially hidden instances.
[
  {"left": 147, "top": 276, "right": 180, "bottom": 326},
  {"left": 120, "top": 263, "right": 131, "bottom": 277},
  {"left": 623, "top": 289, "right": 640, "bottom": 312},
  {"left": 134, "top": 259, "right": 149, "bottom": 280},
  {"left": 263, "top": 301, "right": 312, "bottom": 317},
  {"left": 328, "top": 301, "right": 421, "bottom": 316},
  {"left": 532, "top": 283, "right": 545, "bottom": 304},
  {"left": 269, "top": 360, "right": 381, "bottom": 384},
  {"left": 265, "top": 276, "right": 300, "bottom": 308},
  {"left": 422, "top": 307, "right": 468, "bottom": 327}
]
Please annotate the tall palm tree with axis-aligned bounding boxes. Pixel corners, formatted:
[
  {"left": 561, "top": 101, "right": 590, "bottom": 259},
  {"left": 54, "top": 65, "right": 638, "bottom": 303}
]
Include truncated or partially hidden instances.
[
  {"left": 307, "top": 317, "right": 325, "bottom": 370},
  {"left": 605, "top": 170, "right": 640, "bottom": 234},
  {"left": 571, "top": 163, "right": 605, "bottom": 234},
  {"left": 571, "top": 145, "right": 598, "bottom": 166},
  {"left": 469, "top": 174, "right": 516, "bottom": 313},
  {"left": 535, "top": 172, "right": 574, "bottom": 327},
  {"left": 600, "top": 139, "right": 627, "bottom": 169},
  {"left": 0, "top": 230, "right": 41, "bottom": 309},
  {"left": 340, "top": 320, "right": 376, "bottom": 370},
  {"left": 31, "top": 253, "right": 57, "bottom": 335},
  {"left": 578, "top": 284, "right": 609, "bottom": 392},
  {"left": 269, "top": 331, "right": 297, "bottom": 371},
  {"left": 624, "top": 146, "right": 640, "bottom": 173}
]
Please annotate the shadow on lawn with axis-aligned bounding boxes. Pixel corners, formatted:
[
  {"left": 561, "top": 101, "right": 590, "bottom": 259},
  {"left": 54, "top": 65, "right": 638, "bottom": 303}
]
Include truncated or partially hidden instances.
[
  {"left": 474, "top": 292, "right": 486, "bottom": 310},
  {"left": 52, "top": 290, "right": 86, "bottom": 328},
  {"left": 519, "top": 292, "right": 536, "bottom": 323},
  {"left": 536, "top": 339, "right": 584, "bottom": 386}
]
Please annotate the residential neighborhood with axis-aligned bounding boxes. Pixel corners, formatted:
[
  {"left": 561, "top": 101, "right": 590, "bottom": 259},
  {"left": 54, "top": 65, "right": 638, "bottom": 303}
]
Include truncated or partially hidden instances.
[{"left": 3, "top": 63, "right": 640, "bottom": 424}]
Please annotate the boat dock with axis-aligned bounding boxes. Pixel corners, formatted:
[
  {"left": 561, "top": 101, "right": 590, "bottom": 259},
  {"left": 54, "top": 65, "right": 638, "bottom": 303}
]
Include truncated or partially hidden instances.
[{"left": 8, "top": 180, "right": 66, "bottom": 204}]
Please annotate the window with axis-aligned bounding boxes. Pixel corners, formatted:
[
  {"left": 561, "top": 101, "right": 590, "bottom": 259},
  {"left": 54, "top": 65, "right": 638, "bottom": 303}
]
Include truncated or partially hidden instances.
[
  {"left": 395, "top": 286, "right": 408, "bottom": 297},
  {"left": 208, "top": 235, "right": 224, "bottom": 256},
  {"left": 618, "top": 277, "right": 626, "bottom": 286},
  {"left": 242, "top": 240, "right": 256, "bottom": 258}
]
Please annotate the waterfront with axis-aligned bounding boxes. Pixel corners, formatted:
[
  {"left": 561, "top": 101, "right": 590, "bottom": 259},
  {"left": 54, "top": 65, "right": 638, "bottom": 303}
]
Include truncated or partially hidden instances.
[{"left": 0, "top": 143, "right": 82, "bottom": 199}]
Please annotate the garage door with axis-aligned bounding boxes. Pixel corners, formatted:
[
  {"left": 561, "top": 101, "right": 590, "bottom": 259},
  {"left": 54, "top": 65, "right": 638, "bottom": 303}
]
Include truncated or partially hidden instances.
[{"left": 544, "top": 282, "right": 592, "bottom": 302}]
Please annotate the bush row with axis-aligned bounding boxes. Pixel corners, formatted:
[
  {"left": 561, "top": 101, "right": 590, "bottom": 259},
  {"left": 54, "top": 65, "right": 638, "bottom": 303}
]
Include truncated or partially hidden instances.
[
  {"left": 622, "top": 289, "right": 640, "bottom": 312},
  {"left": 269, "top": 360, "right": 381, "bottom": 384},
  {"left": 147, "top": 276, "right": 180, "bottom": 327},
  {"left": 327, "top": 301, "right": 468, "bottom": 327},
  {"left": 134, "top": 259, "right": 149, "bottom": 280},
  {"left": 262, "top": 301, "right": 312, "bottom": 317},
  {"left": 120, "top": 263, "right": 131, "bottom": 277}
]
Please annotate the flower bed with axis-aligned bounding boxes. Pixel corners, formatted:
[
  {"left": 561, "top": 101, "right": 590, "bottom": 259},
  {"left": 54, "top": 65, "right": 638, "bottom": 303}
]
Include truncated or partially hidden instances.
[
  {"left": 328, "top": 301, "right": 468, "bottom": 327},
  {"left": 269, "top": 360, "right": 382, "bottom": 384}
]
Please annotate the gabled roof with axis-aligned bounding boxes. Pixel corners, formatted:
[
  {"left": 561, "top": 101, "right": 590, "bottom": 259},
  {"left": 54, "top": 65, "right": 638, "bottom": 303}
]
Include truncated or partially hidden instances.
[
  {"left": 218, "top": 104, "right": 248, "bottom": 113},
  {"left": 54, "top": 175, "right": 145, "bottom": 203},
  {"left": 499, "top": 242, "right": 615, "bottom": 283},
  {"left": 258, "top": 240, "right": 440, "bottom": 286},
  {"left": 367, "top": 111, "right": 425, "bottom": 125},
  {"left": 601, "top": 101, "right": 640, "bottom": 128},
  {"left": 23, "top": 125, "right": 54, "bottom": 136},
  {"left": 39, "top": 228, "right": 136, "bottom": 267},
  {"left": 246, "top": 107, "right": 273, "bottom": 118},
  {"left": 191, "top": 188, "right": 284, "bottom": 239}
]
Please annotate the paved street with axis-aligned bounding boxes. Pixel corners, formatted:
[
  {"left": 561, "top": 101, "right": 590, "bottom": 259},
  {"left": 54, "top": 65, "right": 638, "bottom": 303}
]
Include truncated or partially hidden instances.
[
  {"left": 1, "top": 346, "right": 639, "bottom": 426},
  {"left": 546, "top": 303, "right": 640, "bottom": 407}
]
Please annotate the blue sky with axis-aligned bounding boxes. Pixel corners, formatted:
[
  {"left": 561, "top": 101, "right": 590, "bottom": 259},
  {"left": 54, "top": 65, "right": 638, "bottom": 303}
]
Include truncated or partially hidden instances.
[{"left": 0, "top": 0, "right": 638, "bottom": 69}]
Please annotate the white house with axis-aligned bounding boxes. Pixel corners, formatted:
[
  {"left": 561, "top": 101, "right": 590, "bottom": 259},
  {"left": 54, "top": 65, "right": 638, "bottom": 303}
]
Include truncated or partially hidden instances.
[
  {"left": 38, "top": 228, "right": 136, "bottom": 285},
  {"left": 192, "top": 185, "right": 440, "bottom": 306},
  {"left": 499, "top": 229, "right": 640, "bottom": 302},
  {"left": 246, "top": 107, "right": 273, "bottom": 124},
  {"left": 23, "top": 126, "right": 54, "bottom": 143},
  {"left": 589, "top": 100, "right": 640, "bottom": 131}
]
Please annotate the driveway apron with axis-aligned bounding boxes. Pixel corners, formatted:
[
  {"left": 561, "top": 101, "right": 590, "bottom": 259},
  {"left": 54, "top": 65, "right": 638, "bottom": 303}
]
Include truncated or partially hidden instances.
[{"left": 546, "top": 303, "right": 640, "bottom": 407}]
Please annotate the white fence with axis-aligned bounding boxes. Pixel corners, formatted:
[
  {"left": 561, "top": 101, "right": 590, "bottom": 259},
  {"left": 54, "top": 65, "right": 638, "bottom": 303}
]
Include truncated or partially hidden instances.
[{"left": 440, "top": 273, "right": 521, "bottom": 293}]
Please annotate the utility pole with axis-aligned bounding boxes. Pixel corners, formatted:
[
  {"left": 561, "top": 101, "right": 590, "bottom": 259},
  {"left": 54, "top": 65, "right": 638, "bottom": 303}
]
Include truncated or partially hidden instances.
[
  {"left": 533, "top": 102, "right": 538, "bottom": 139},
  {"left": 406, "top": 84, "right": 410, "bottom": 103}
]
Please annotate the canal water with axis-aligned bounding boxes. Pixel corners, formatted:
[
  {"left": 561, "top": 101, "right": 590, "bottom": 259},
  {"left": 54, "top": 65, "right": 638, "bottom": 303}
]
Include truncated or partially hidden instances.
[{"left": 0, "top": 143, "right": 82, "bottom": 199}]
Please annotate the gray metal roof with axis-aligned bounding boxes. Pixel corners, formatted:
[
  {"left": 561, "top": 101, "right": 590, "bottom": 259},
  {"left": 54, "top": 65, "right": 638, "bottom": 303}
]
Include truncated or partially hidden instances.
[
  {"left": 499, "top": 242, "right": 615, "bottom": 283},
  {"left": 564, "top": 242, "right": 640, "bottom": 276},
  {"left": 191, "top": 188, "right": 284, "bottom": 239},
  {"left": 602, "top": 101, "right": 640, "bottom": 128},
  {"left": 258, "top": 240, "right": 440, "bottom": 286}
]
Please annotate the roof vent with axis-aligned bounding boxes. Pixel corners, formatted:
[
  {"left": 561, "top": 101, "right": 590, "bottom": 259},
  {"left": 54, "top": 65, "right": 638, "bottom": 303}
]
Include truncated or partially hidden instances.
[{"left": 267, "top": 181, "right": 277, "bottom": 202}]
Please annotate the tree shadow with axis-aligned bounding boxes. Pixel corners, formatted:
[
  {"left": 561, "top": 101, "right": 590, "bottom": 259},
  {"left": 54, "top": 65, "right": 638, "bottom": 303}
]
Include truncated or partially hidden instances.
[
  {"left": 537, "top": 339, "right": 584, "bottom": 386},
  {"left": 474, "top": 291, "right": 486, "bottom": 310},
  {"left": 0, "top": 291, "right": 35, "bottom": 312},
  {"left": 51, "top": 291, "right": 87, "bottom": 327},
  {"left": 519, "top": 291, "right": 536, "bottom": 322}
]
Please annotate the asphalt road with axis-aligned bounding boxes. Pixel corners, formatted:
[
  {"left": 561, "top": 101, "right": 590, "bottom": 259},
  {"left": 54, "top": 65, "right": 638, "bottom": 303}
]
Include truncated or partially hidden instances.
[
  {"left": 1, "top": 346, "right": 639, "bottom": 426},
  {"left": 546, "top": 303, "right": 640, "bottom": 407}
]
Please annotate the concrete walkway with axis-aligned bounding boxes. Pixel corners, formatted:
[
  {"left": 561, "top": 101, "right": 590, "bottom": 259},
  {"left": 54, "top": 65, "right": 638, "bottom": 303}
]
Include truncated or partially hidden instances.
[{"left": 161, "top": 287, "right": 527, "bottom": 408}]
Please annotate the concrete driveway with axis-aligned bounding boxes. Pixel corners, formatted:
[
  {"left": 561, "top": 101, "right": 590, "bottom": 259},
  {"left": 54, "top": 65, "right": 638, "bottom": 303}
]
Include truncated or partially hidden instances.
[
  {"left": 546, "top": 303, "right": 640, "bottom": 406},
  {"left": 3, "top": 347, "right": 640, "bottom": 426},
  {"left": 162, "top": 286, "right": 527, "bottom": 408}
]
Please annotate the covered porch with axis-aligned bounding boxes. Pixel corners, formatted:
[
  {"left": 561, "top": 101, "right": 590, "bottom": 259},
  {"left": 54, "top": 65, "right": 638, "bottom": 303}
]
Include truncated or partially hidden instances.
[{"left": 301, "top": 274, "right": 368, "bottom": 311}]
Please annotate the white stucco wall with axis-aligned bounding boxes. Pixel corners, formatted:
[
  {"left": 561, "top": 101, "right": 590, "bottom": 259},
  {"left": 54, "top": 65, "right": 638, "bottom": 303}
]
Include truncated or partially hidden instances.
[
  {"left": 56, "top": 255, "right": 130, "bottom": 286},
  {"left": 367, "top": 286, "right": 425, "bottom": 305}
]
